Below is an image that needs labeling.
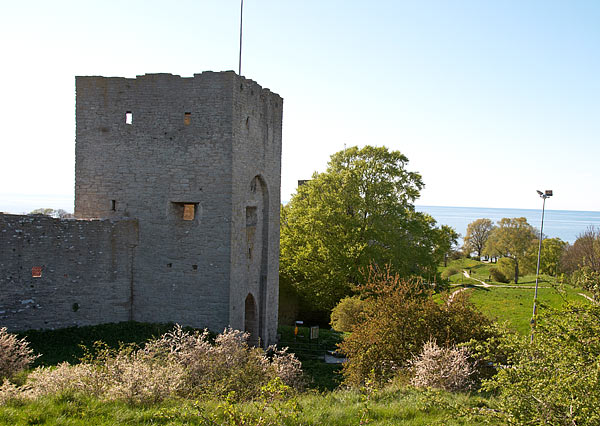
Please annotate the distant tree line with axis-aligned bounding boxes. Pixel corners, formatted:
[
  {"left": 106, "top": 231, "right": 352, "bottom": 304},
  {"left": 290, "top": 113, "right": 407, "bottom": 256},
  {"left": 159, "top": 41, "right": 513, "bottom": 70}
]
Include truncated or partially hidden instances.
[
  {"left": 463, "top": 216, "right": 599, "bottom": 289},
  {"left": 28, "top": 208, "right": 73, "bottom": 219}
]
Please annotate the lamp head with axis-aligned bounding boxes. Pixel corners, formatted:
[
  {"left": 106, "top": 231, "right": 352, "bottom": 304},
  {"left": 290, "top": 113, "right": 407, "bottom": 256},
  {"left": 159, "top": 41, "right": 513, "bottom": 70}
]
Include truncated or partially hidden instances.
[
  {"left": 545, "top": 190, "right": 553, "bottom": 197},
  {"left": 536, "top": 190, "right": 544, "bottom": 196}
]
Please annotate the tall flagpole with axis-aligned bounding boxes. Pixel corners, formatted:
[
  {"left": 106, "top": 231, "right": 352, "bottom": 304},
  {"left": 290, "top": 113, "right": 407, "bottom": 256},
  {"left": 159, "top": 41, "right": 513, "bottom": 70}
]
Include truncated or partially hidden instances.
[{"left": 239, "top": 0, "right": 243, "bottom": 75}]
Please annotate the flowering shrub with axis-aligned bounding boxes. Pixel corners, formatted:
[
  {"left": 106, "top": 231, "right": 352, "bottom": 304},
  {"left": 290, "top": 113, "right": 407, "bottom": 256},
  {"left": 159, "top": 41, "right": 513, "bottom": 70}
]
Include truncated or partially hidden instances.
[
  {"left": 340, "top": 266, "right": 492, "bottom": 387},
  {"left": 0, "top": 326, "right": 303, "bottom": 405},
  {"left": 0, "top": 327, "right": 38, "bottom": 380},
  {"left": 146, "top": 326, "right": 304, "bottom": 400},
  {"left": 409, "top": 340, "right": 475, "bottom": 392}
]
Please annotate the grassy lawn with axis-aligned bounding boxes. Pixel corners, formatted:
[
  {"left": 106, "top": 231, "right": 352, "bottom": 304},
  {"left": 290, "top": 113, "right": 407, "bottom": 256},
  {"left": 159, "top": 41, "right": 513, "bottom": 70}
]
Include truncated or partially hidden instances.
[
  {"left": 0, "top": 386, "right": 504, "bottom": 426},
  {"left": 466, "top": 285, "right": 582, "bottom": 335},
  {"left": 441, "top": 258, "right": 589, "bottom": 334}
]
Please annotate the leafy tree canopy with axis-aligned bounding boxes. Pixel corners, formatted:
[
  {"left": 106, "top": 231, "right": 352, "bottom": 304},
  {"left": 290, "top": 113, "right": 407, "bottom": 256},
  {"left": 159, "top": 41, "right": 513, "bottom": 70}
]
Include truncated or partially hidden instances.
[
  {"left": 463, "top": 218, "right": 495, "bottom": 258},
  {"left": 280, "top": 145, "right": 457, "bottom": 311},
  {"left": 523, "top": 237, "right": 566, "bottom": 277},
  {"left": 483, "top": 217, "right": 536, "bottom": 283}
]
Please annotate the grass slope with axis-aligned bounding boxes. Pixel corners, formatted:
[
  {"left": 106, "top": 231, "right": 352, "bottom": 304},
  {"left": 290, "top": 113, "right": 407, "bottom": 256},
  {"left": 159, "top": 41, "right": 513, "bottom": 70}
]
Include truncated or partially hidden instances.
[
  {"left": 0, "top": 386, "right": 504, "bottom": 425},
  {"left": 441, "top": 258, "right": 587, "bottom": 334}
]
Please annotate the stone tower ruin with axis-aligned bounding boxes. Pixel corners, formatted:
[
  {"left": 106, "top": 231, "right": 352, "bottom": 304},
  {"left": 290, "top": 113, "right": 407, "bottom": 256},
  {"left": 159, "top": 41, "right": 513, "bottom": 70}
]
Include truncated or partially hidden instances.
[{"left": 1, "top": 71, "right": 282, "bottom": 346}]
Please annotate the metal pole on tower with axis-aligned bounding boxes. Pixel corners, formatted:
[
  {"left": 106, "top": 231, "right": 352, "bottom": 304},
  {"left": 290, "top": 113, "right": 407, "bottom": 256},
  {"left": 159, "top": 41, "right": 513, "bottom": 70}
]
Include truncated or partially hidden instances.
[{"left": 239, "top": 0, "right": 244, "bottom": 75}]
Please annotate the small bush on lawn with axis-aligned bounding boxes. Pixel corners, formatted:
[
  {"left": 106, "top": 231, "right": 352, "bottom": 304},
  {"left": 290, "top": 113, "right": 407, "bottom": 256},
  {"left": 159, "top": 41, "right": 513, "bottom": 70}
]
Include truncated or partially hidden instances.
[
  {"left": 409, "top": 340, "right": 475, "bottom": 392},
  {"left": 0, "top": 327, "right": 38, "bottom": 381},
  {"left": 441, "top": 266, "right": 461, "bottom": 280},
  {"left": 0, "top": 326, "right": 303, "bottom": 405},
  {"left": 489, "top": 267, "right": 509, "bottom": 283},
  {"left": 330, "top": 296, "right": 366, "bottom": 332},
  {"left": 339, "top": 266, "right": 492, "bottom": 387},
  {"left": 496, "top": 257, "right": 515, "bottom": 282}
]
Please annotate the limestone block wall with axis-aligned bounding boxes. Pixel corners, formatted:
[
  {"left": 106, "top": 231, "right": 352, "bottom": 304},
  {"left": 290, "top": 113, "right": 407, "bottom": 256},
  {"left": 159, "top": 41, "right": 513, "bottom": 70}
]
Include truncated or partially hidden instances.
[
  {"left": 0, "top": 214, "right": 138, "bottom": 331},
  {"left": 75, "top": 72, "right": 239, "bottom": 331},
  {"left": 0, "top": 72, "right": 282, "bottom": 343},
  {"left": 229, "top": 77, "right": 283, "bottom": 346}
]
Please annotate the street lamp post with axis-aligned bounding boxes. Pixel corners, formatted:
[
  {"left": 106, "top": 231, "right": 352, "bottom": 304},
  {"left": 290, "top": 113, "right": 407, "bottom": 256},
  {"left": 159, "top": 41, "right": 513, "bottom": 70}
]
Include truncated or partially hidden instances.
[{"left": 530, "top": 189, "right": 553, "bottom": 344}]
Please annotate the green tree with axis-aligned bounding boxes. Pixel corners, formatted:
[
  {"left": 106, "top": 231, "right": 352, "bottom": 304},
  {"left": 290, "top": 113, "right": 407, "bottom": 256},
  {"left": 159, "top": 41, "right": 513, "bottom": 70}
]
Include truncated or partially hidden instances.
[
  {"left": 523, "top": 237, "right": 567, "bottom": 276},
  {"left": 561, "top": 226, "right": 600, "bottom": 274},
  {"left": 463, "top": 218, "right": 495, "bottom": 259},
  {"left": 433, "top": 224, "right": 459, "bottom": 267},
  {"left": 28, "top": 208, "right": 73, "bottom": 219},
  {"left": 280, "top": 145, "right": 455, "bottom": 312},
  {"left": 483, "top": 217, "right": 536, "bottom": 284}
]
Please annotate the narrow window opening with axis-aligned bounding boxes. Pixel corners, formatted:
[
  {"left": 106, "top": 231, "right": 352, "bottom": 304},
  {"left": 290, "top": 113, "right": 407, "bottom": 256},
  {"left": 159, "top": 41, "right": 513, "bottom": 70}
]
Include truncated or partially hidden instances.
[
  {"left": 167, "top": 263, "right": 172, "bottom": 268},
  {"left": 192, "top": 264, "right": 198, "bottom": 270},
  {"left": 183, "top": 204, "right": 195, "bottom": 221},
  {"left": 245, "top": 116, "right": 250, "bottom": 129},
  {"left": 111, "top": 200, "right": 116, "bottom": 211},
  {"left": 32, "top": 266, "right": 42, "bottom": 278},
  {"left": 184, "top": 112, "right": 191, "bottom": 126},
  {"left": 246, "top": 206, "right": 257, "bottom": 259},
  {"left": 125, "top": 111, "right": 133, "bottom": 125}
]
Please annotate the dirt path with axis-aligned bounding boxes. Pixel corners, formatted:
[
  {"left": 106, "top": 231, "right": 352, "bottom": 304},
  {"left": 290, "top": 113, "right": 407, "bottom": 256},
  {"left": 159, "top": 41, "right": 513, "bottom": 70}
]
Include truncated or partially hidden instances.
[
  {"left": 578, "top": 293, "right": 599, "bottom": 305},
  {"left": 448, "top": 287, "right": 468, "bottom": 303},
  {"left": 454, "top": 270, "right": 550, "bottom": 289}
]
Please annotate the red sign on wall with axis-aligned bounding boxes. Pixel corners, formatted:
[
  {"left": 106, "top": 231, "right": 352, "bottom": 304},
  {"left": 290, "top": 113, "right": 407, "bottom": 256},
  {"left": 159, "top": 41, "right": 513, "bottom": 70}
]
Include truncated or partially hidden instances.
[{"left": 32, "top": 266, "right": 42, "bottom": 278}]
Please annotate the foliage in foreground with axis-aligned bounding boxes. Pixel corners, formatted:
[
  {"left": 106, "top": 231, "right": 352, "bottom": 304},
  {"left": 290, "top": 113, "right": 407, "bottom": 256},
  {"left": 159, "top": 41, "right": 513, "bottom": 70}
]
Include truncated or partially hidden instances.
[
  {"left": 0, "top": 326, "right": 303, "bottom": 405},
  {"left": 339, "top": 266, "right": 492, "bottom": 386},
  {"left": 477, "top": 303, "right": 600, "bottom": 425},
  {"left": 0, "top": 383, "right": 505, "bottom": 425},
  {"left": 20, "top": 321, "right": 186, "bottom": 367},
  {"left": 0, "top": 328, "right": 37, "bottom": 381}
]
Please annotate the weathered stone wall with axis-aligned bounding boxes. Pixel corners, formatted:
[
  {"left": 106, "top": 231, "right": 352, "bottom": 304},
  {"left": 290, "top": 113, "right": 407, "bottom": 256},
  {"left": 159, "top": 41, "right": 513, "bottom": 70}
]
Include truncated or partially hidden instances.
[
  {"left": 229, "top": 78, "right": 283, "bottom": 346},
  {"left": 75, "top": 72, "right": 236, "bottom": 331},
  {"left": 0, "top": 214, "right": 138, "bottom": 331},
  {"left": 73, "top": 72, "right": 282, "bottom": 344}
]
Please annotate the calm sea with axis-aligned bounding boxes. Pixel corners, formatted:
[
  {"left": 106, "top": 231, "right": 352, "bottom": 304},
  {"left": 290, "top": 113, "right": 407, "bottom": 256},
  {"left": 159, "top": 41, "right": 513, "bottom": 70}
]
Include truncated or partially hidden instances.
[{"left": 415, "top": 205, "right": 600, "bottom": 244}]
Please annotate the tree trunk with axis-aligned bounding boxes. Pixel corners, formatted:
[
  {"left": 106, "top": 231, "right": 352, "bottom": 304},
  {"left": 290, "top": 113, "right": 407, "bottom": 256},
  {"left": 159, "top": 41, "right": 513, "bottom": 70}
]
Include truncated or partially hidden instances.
[{"left": 514, "top": 260, "right": 519, "bottom": 284}]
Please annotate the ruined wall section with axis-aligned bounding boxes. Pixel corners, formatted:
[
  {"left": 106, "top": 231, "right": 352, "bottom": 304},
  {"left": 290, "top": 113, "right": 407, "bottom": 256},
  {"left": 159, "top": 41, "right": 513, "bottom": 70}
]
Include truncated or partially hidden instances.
[
  {"left": 75, "top": 72, "right": 236, "bottom": 330},
  {"left": 229, "top": 76, "right": 283, "bottom": 346},
  {"left": 0, "top": 214, "right": 137, "bottom": 331}
]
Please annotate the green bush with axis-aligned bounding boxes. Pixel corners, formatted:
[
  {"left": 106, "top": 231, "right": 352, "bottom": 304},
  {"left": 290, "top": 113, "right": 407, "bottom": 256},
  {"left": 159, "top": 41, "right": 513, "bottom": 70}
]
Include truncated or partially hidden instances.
[
  {"left": 339, "top": 266, "right": 492, "bottom": 387},
  {"left": 570, "top": 266, "right": 600, "bottom": 297},
  {"left": 489, "top": 267, "right": 509, "bottom": 283},
  {"left": 480, "top": 303, "right": 600, "bottom": 425},
  {"left": 441, "top": 266, "right": 460, "bottom": 280},
  {"left": 495, "top": 257, "right": 517, "bottom": 282},
  {"left": 330, "top": 296, "right": 366, "bottom": 332}
]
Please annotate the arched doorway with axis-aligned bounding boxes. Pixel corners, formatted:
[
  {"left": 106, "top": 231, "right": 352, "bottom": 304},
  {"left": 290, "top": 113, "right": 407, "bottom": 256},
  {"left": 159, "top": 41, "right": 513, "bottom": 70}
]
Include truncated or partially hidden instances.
[
  {"left": 245, "top": 175, "right": 270, "bottom": 346},
  {"left": 244, "top": 293, "right": 259, "bottom": 346}
]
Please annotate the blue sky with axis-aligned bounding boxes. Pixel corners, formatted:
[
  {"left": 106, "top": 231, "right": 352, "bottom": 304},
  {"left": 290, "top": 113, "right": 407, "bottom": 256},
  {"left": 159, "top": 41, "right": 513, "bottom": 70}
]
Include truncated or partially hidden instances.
[{"left": 1, "top": 1, "right": 599, "bottom": 213}]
